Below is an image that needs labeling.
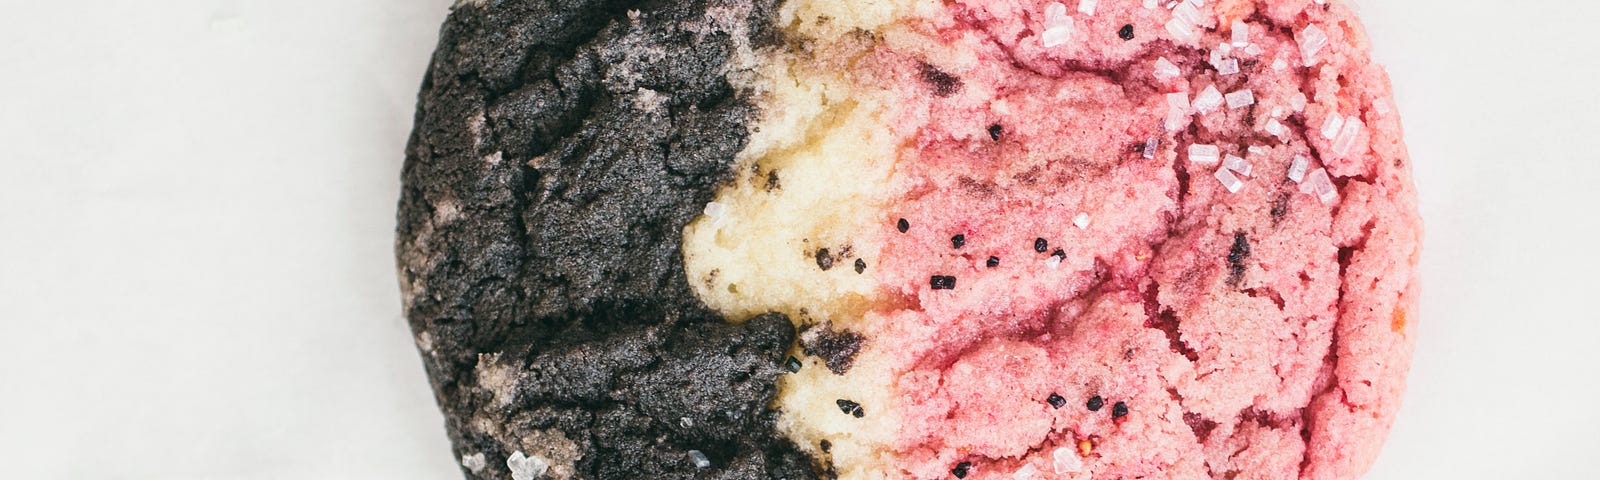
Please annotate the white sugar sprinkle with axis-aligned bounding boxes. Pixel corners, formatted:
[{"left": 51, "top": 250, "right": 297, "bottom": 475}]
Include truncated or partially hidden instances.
[
  {"left": 1225, "top": 89, "right": 1255, "bottom": 109},
  {"left": 461, "top": 453, "right": 487, "bottom": 474},
  {"left": 1216, "top": 58, "right": 1239, "bottom": 75},
  {"left": 1142, "top": 136, "right": 1160, "bottom": 159},
  {"left": 1045, "top": 255, "right": 1063, "bottom": 269},
  {"left": 1244, "top": 43, "right": 1264, "bottom": 56},
  {"left": 1271, "top": 58, "right": 1288, "bottom": 71},
  {"left": 1302, "top": 168, "right": 1338, "bottom": 205},
  {"left": 1223, "top": 154, "right": 1253, "bottom": 177},
  {"left": 1290, "top": 92, "right": 1308, "bottom": 112},
  {"left": 1166, "top": 2, "right": 1203, "bottom": 43},
  {"left": 1166, "top": 18, "right": 1197, "bottom": 43},
  {"left": 1231, "top": 20, "right": 1249, "bottom": 46},
  {"left": 1154, "top": 57, "right": 1181, "bottom": 80},
  {"left": 1373, "top": 98, "right": 1392, "bottom": 115},
  {"left": 1074, "top": 212, "right": 1092, "bottom": 229},
  {"left": 1288, "top": 155, "right": 1310, "bottom": 183},
  {"left": 1172, "top": 1, "right": 1203, "bottom": 24},
  {"left": 507, "top": 451, "right": 549, "bottom": 480},
  {"left": 1042, "top": 24, "right": 1074, "bottom": 47},
  {"left": 1188, "top": 144, "right": 1220, "bottom": 165},
  {"left": 1042, "top": 3, "right": 1073, "bottom": 47},
  {"left": 1193, "top": 85, "right": 1224, "bottom": 113},
  {"left": 1264, "top": 118, "right": 1287, "bottom": 137},
  {"left": 1046, "top": 2, "right": 1069, "bottom": 25},
  {"left": 689, "top": 450, "right": 712, "bottom": 468},
  {"left": 1165, "top": 92, "right": 1191, "bottom": 131},
  {"left": 703, "top": 201, "right": 729, "bottom": 227},
  {"left": 1215, "top": 167, "right": 1245, "bottom": 193},
  {"left": 1320, "top": 112, "right": 1345, "bottom": 140},
  {"left": 1300, "top": 24, "right": 1328, "bottom": 66},
  {"left": 1332, "top": 117, "right": 1365, "bottom": 156},
  {"left": 1053, "top": 447, "right": 1084, "bottom": 473},
  {"left": 1144, "top": 0, "right": 1159, "bottom": 8},
  {"left": 1078, "top": 0, "right": 1098, "bottom": 16},
  {"left": 1014, "top": 464, "right": 1040, "bottom": 479}
]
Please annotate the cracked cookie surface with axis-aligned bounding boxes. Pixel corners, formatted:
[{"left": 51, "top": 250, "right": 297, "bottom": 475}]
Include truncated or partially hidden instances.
[{"left": 400, "top": 0, "right": 1419, "bottom": 479}]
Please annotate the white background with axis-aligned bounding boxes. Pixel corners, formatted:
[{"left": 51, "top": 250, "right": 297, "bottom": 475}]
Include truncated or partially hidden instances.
[{"left": 0, "top": 0, "right": 1594, "bottom": 478}]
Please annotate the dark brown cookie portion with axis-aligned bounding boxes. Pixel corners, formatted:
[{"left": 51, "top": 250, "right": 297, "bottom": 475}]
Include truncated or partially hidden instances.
[{"left": 395, "top": 0, "right": 813, "bottom": 478}]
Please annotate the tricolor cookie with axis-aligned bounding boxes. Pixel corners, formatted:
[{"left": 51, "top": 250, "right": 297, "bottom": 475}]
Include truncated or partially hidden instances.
[{"left": 396, "top": 0, "right": 1420, "bottom": 479}]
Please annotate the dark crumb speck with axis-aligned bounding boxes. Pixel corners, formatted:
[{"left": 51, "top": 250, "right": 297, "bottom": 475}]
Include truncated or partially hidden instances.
[
  {"left": 930, "top": 275, "right": 956, "bottom": 290},
  {"left": 1034, "top": 237, "right": 1048, "bottom": 253},
  {"left": 988, "top": 123, "right": 1003, "bottom": 141},
  {"left": 1119, "top": 24, "right": 1135, "bottom": 40},
  {"left": 986, "top": 256, "right": 1000, "bottom": 268},
  {"left": 785, "top": 356, "right": 802, "bottom": 373},
  {"left": 1112, "top": 401, "right": 1129, "bottom": 418},
  {"left": 765, "top": 170, "right": 781, "bottom": 191},
  {"left": 854, "top": 258, "right": 867, "bottom": 274},
  {"left": 1087, "top": 395, "right": 1104, "bottom": 411},
  {"left": 816, "top": 248, "right": 834, "bottom": 271},
  {"left": 1051, "top": 248, "right": 1065, "bottom": 260},
  {"left": 836, "top": 399, "right": 865, "bottom": 418},
  {"left": 820, "top": 440, "right": 832, "bottom": 453},
  {"left": 1047, "top": 393, "right": 1067, "bottom": 409},
  {"left": 920, "top": 62, "right": 964, "bottom": 97},
  {"left": 801, "top": 323, "right": 866, "bottom": 374},
  {"left": 1227, "top": 231, "right": 1251, "bottom": 286},
  {"left": 951, "top": 234, "right": 966, "bottom": 249},
  {"left": 1270, "top": 192, "right": 1291, "bottom": 224},
  {"left": 897, "top": 218, "right": 910, "bottom": 233},
  {"left": 952, "top": 461, "right": 972, "bottom": 478}
]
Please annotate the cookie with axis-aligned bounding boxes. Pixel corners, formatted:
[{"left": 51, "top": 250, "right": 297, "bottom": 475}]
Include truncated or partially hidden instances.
[{"left": 397, "top": 0, "right": 1420, "bottom": 479}]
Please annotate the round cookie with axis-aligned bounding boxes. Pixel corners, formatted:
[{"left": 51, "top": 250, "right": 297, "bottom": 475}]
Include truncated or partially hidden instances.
[{"left": 398, "top": 0, "right": 1420, "bottom": 479}]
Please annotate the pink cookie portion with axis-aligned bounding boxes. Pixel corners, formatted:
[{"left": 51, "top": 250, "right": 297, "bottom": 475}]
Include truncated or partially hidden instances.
[{"left": 814, "top": 0, "right": 1420, "bottom": 478}]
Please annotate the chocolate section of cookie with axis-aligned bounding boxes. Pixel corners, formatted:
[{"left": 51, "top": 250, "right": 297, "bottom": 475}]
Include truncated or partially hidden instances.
[{"left": 396, "top": 0, "right": 811, "bottom": 478}]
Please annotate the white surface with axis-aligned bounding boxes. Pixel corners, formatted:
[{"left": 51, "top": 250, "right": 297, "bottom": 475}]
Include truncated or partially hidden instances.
[{"left": 0, "top": 0, "right": 1596, "bottom": 479}]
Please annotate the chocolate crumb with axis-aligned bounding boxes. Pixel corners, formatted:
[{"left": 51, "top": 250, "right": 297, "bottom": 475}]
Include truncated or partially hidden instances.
[
  {"left": 1119, "top": 24, "right": 1135, "bottom": 40},
  {"left": 836, "top": 399, "right": 865, "bottom": 418},
  {"left": 1047, "top": 393, "right": 1067, "bottom": 409},
  {"left": 986, "top": 256, "right": 1000, "bottom": 268},
  {"left": 801, "top": 323, "right": 866, "bottom": 374},
  {"left": 1270, "top": 192, "right": 1291, "bottom": 224},
  {"left": 898, "top": 218, "right": 910, "bottom": 233},
  {"left": 1112, "top": 401, "right": 1129, "bottom": 418},
  {"left": 854, "top": 258, "right": 867, "bottom": 274},
  {"left": 988, "top": 123, "right": 1003, "bottom": 141},
  {"left": 951, "top": 234, "right": 966, "bottom": 249},
  {"left": 820, "top": 440, "right": 832, "bottom": 453},
  {"left": 785, "top": 356, "right": 802, "bottom": 373},
  {"left": 816, "top": 248, "right": 834, "bottom": 271},
  {"left": 1087, "top": 395, "right": 1105, "bottom": 411},
  {"left": 920, "top": 63, "right": 964, "bottom": 97},
  {"left": 930, "top": 275, "right": 957, "bottom": 290},
  {"left": 1034, "top": 238, "right": 1049, "bottom": 253},
  {"left": 1227, "top": 231, "right": 1251, "bottom": 286},
  {"left": 952, "top": 461, "right": 972, "bottom": 478}
]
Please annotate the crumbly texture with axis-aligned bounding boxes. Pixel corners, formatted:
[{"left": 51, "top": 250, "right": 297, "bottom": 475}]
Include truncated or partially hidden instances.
[
  {"left": 395, "top": 0, "right": 818, "bottom": 478},
  {"left": 683, "top": 0, "right": 1420, "bottom": 479},
  {"left": 402, "top": 0, "right": 1419, "bottom": 478}
]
